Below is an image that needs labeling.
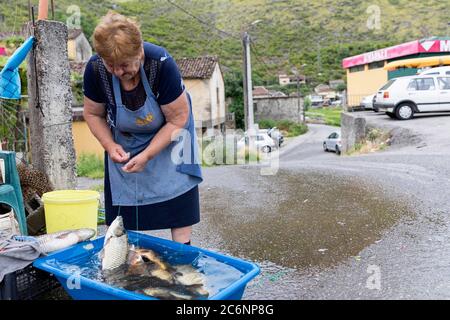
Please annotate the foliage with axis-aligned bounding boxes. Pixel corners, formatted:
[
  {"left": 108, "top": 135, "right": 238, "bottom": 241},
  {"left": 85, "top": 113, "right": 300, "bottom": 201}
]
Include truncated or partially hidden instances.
[
  {"left": 76, "top": 153, "right": 104, "bottom": 179},
  {"left": 1, "top": 0, "right": 448, "bottom": 121},
  {"left": 71, "top": 71, "right": 84, "bottom": 105},
  {"left": 306, "top": 107, "right": 343, "bottom": 126},
  {"left": 258, "top": 119, "right": 308, "bottom": 137},
  {"left": 304, "top": 96, "right": 311, "bottom": 111},
  {"left": 224, "top": 71, "right": 245, "bottom": 129}
]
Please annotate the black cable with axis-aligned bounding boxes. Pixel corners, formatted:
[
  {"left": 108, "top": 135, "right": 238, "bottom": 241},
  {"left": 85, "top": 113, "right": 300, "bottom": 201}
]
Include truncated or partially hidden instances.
[
  {"left": 164, "top": 0, "right": 239, "bottom": 39},
  {"left": 31, "top": 6, "right": 44, "bottom": 117}
]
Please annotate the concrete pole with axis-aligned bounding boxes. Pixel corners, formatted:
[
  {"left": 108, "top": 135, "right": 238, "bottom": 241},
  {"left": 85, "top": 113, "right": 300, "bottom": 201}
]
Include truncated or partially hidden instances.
[
  {"left": 26, "top": 20, "right": 77, "bottom": 190},
  {"left": 242, "top": 34, "right": 248, "bottom": 132},
  {"left": 244, "top": 33, "right": 255, "bottom": 134}
]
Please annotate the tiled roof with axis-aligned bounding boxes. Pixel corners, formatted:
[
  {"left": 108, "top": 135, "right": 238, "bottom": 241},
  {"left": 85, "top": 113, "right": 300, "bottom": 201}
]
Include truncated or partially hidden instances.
[
  {"left": 176, "top": 56, "right": 218, "bottom": 79},
  {"left": 253, "top": 86, "right": 270, "bottom": 96}
]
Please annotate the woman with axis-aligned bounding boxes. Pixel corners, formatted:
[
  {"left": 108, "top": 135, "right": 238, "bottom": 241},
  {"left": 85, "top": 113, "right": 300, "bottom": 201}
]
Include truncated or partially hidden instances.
[{"left": 82, "top": 12, "right": 202, "bottom": 245}]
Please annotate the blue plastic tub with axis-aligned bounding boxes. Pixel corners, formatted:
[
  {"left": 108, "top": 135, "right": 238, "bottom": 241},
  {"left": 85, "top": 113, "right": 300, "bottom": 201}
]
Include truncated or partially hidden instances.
[{"left": 33, "top": 231, "right": 260, "bottom": 300}]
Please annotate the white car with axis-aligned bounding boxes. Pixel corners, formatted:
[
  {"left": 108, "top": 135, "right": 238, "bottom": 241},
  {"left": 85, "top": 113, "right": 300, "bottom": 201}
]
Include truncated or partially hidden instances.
[
  {"left": 360, "top": 94, "right": 376, "bottom": 110},
  {"left": 323, "top": 131, "right": 342, "bottom": 155},
  {"left": 237, "top": 132, "right": 276, "bottom": 153},
  {"left": 374, "top": 67, "right": 450, "bottom": 120}
]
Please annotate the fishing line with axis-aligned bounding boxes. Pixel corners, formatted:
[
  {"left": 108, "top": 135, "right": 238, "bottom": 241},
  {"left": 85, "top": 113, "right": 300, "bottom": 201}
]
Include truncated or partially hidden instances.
[{"left": 134, "top": 173, "right": 140, "bottom": 248}]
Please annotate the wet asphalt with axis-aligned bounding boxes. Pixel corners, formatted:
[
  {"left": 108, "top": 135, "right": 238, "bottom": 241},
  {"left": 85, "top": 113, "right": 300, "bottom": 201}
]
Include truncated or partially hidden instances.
[{"left": 77, "top": 116, "right": 450, "bottom": 300}]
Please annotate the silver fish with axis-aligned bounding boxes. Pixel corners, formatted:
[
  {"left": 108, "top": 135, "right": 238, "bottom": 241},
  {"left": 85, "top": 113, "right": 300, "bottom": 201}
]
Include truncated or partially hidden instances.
[
  {"left": 101, "top": 216, "right": 128, "bottom": 271},
  {"left": 143, "top": 287, "right": 195, "bottom": 300},
  {"left": 36, "top": 229, "right": 95, "bottom": 253},
  {"left": 173, "top": 264, "right": 205, "bottom": 286}
]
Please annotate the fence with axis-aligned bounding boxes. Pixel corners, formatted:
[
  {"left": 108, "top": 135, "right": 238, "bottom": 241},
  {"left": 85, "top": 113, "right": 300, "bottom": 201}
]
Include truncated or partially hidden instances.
[{"left": 0, "top": 96, "right": 30, "bottom": 163}]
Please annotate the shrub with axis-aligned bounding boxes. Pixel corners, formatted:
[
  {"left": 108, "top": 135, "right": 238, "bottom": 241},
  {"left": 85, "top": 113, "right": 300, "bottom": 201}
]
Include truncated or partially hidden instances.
[{"left": 77, "top": 153, "right": 104, "bottom": 179}]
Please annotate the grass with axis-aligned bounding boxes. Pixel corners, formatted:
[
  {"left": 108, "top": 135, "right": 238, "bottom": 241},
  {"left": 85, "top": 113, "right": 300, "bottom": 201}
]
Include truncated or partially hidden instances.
[
  {"left": 306, "top": 107, "right": 343, "bottom": 127},
  {"left": 345, "top": 128, "right": 391, "bottom": 156},
  {"left": 258, "top": 119, "right": 308, "bottom": 137},
  {"left": 76, "top": 153, "right": 104, "bottom": 179}
]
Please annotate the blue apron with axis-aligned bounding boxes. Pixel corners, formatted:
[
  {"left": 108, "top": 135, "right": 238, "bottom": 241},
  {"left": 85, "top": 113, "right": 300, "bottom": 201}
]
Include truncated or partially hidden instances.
[{"left": 108, "top": 65, "right": 202, "bottom": 206}]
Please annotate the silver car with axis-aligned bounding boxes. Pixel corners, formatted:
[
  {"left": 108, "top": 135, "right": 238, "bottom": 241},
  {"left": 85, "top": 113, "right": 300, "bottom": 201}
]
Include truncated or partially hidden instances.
[
  {"left": 360, "top": 94, "right": 376, "bottom": 110},
  {"left": 323, "top": 131, "right": 342, "bottom": 155}
]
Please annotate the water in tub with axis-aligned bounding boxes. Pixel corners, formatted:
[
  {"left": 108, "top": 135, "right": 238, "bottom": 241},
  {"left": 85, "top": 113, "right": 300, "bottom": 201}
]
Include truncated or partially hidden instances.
[{"left": 45, "top": 243, "right": 245, "bottom": 300}]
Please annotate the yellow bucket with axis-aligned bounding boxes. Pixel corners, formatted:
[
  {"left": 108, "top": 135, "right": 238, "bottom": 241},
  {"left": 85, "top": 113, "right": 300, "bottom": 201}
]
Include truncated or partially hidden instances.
[{"left": 42, "top": 190, "right": 100, "bottom": 235}]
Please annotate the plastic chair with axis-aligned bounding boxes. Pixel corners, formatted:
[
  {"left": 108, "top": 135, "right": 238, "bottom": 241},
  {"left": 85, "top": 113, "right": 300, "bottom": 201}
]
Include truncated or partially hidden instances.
[{"left": 0, "top": 151, "right": 27, "bottom": 235}]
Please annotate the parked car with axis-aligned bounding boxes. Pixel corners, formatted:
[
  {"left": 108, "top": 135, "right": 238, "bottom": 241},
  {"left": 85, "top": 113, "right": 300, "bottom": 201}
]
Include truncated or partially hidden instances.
[
  {"left": 310, "top": 95, "right": 324, "bottom": 107},
  {"left": 238, "top": 132, "right": 276, "bottom": 153},
  {"left": 360, "top": 94, "right": 376, "bottom": 110},
  {"left": 331, "top": 99, "right": 342, "bottom": 106},
  {"left": 323, "top": 131, "right": 342, "bottom": 155},
  {"left": 267, "top": 127, "right": 284, "bottom": 147},
  {"left": 418, "top": 66, "right": 450, "bottom": 76},
  {"left": 374, "top": 69, "right": 450, "bottom": 120}
]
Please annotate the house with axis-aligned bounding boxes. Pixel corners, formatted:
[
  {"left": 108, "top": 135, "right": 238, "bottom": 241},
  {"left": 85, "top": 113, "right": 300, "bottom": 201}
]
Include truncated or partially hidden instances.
[
  {"left": 329, "top": 79, "right": 345, "bottom": 90},
  {"left": 253, "top": 86, "right": 270, "bottom": 98},
  {"left": 278, "top": 74, "right": 306, "bottom": 86},
  {"left": 176, "top": 56, "right": 226, "bottom": 136},
  {"left": 253, "top": 86, "right": 287, "bottom": 99},
  {"left": 67, "top": 29, "right": 92, "bottom": 63},
  {"left": 253, "top": 86, "right": 303, "bottom": 123},
  {"left": 314, "top": 84, "right": 337, "bottom": 101}
]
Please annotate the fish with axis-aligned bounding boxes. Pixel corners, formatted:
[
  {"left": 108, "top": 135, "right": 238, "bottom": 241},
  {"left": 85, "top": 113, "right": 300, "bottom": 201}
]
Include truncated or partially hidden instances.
[
  {"left": 173, "top": 264, "right": 205, "bottom": 286},
  {"left": 102, "top": 240, "right": 210, "bottom": 299},
  {"left": 101, "top": 216, "right": 129, "bottom": 271},
  {"left": 143, "top": 287, "right": 194, "bottom": 300},
  {"left": 36, "top": 229, "right": 96, "bottom": 253}
]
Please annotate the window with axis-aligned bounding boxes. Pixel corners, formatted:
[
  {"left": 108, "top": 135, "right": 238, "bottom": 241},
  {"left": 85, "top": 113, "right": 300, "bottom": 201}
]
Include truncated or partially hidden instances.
[
  {"left": 257, "top": 135, "right": 265, "bottom": 141},
  {"left": 380, "top": 79, "right": 396, "bottom": 90},
  {"left": 349, "top": 65, "right": 364, "bottom": 73},
  {"left": 438, "top": 77, "right": 450, "bottom": 90},
  {"left": 328, "top": 133, "right": 337, "bottom": 139},
  {"left": 407, "top": 78, "right": 436, "bottom": 91},
  {"left": 368, "top": 61, "right": 385, "bottom": 70}
]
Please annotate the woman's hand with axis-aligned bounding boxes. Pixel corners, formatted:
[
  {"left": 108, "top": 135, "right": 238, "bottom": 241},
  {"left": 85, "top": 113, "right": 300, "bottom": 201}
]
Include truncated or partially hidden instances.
[
  {"left": 121, "top": 153, "right": 150, "bottom": 173},
  {"left": 106, "top": 143, "right": 130, "bottom": 164}
]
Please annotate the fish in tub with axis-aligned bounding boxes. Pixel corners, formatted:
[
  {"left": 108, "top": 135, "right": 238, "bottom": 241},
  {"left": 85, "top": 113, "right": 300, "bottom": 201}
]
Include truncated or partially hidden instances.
[{"left": 33, "top": 216, "right": 259, "bottom": 300}]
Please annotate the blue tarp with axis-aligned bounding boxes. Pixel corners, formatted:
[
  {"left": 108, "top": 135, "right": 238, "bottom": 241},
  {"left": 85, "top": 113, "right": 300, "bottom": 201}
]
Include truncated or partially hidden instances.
[{"left": 0, "top": 36, "right": 35, "bottom": 100}]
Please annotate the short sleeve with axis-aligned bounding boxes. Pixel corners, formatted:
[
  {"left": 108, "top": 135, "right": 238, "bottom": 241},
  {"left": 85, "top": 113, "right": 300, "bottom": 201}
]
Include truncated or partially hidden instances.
[
  {"left": 83, "top": 58, "right": 105, "bottom": 103},
  {"left": 156, "top": 56, "right": 184, "bottom": 105}
]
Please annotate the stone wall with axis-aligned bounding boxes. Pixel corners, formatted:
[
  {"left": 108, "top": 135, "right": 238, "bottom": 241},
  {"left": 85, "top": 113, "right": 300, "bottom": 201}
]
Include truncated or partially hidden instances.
[
  {"left": 341, "top": 112, "right": 366, "bottom": 153},
  {"left": 254, "top": 96, "right": 304, "bottom": 123}
]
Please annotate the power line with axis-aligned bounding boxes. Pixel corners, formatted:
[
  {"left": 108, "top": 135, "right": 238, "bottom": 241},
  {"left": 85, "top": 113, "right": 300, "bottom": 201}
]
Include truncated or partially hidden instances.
[
  {"left": 164, "top": 0, "right": 239, "bottom": 39},
  {"left": 249, "top": 41, "right": 271, "bottom": 75}
]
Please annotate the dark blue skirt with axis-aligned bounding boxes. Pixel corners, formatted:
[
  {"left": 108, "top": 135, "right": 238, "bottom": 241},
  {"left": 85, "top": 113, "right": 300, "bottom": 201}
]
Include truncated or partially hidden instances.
[{"left": 104, "top": 154, "right": 200, "bottom": 230}]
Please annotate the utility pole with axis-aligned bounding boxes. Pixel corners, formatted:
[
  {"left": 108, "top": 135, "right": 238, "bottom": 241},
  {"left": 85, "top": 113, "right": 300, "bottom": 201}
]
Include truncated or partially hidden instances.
[{"left": 242, "top": 32, "right": 255, "bottom": 134}]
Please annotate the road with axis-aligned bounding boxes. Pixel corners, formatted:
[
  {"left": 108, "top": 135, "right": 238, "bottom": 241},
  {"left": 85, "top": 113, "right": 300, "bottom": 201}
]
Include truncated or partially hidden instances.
[
  {"left": 78, "top": 116, "right": 450, "bottom": 299},
  {"left": 192, "top": 119, "right": 450, "bottom": 299}
]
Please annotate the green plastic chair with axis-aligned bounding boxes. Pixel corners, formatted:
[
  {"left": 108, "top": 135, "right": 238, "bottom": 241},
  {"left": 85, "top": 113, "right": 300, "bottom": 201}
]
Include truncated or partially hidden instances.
[{"left": 0, "top": 150, "right": 27, "bottom": 235}]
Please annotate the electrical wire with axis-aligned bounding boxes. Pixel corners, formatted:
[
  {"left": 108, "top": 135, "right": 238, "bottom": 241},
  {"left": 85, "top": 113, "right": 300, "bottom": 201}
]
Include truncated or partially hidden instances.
[{"left": 164, "top": 0, "right": 239, "bottom": 39}]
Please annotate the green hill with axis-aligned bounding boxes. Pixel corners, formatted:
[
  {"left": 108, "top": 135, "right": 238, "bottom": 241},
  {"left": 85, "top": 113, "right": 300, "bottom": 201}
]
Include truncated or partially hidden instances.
[{"left": 1, "top": 0, "right": 448, "bottom": 84}]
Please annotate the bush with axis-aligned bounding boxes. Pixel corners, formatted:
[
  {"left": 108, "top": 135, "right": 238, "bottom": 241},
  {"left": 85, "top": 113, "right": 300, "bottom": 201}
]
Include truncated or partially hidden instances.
[
  {"left": 76, "top": 153, "right": 104, "bottom": 179},
  {"left": 258, "top": 119, "right": 277, "bottom": 129},
  {"left": 287, "top": 123, "right": 308, "bottom": 137},
  {"left": 257, "top": 119, "right": 308, "bottom": 137}
]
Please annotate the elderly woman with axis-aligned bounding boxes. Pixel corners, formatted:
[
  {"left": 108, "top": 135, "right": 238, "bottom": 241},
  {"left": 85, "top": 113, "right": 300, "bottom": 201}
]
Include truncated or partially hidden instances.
[{"left": 83, "top": 12, "right": 202, "bottom": 245}]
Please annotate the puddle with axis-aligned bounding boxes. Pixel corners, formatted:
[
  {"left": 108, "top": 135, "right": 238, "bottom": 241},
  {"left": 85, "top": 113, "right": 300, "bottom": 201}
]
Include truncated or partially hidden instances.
[{"left": 201, "top": 169, "right": 413, "bottom": 269}]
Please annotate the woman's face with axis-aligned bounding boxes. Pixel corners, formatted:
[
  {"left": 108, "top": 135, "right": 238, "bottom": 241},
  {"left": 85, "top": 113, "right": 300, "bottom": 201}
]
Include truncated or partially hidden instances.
[{"left": 102, "top": 51, "right": 143, "bottom": 81}]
